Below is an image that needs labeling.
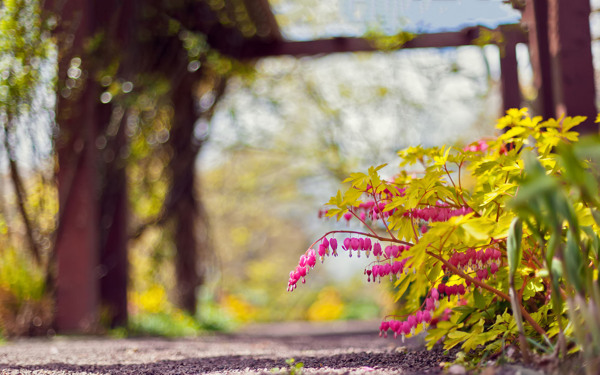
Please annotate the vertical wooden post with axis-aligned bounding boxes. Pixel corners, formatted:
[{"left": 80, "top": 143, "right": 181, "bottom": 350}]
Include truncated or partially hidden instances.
[
  {"left": 548, "top": 0, "right": 596, "bottom": 131},
  {"left": 499, "top": 25, "right": 523, "bottom": 112},
  {"left": 522, "top": 0, "right": 555, "bottom": 119}
]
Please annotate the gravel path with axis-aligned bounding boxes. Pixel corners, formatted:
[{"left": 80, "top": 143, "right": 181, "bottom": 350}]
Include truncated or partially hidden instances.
[
  {"left": 0, "top": 320, "right": 449, "bottom": 375},
  {"left": 0, "top": 321, "right": 542, "bottom": 374}
]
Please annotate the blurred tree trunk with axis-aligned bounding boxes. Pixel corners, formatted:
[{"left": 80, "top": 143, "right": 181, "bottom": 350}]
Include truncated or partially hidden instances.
[
  {"left": 170, "top": 75, "right": 203, "bottom": 313},
  {"left": 98, "top": 109, "right": 129, "bottom": 328},
  {"left": 164, "top": 39, "right": 226, "bottom": 314},
  {"left": 96, "top": 0, "right": 137, "bottom": 330},
  {"left": 51, "top": 0, "right": 102, "bottom": 333},
  {"left": 49, "top": 0, "right": 133, "bottom": 331}
]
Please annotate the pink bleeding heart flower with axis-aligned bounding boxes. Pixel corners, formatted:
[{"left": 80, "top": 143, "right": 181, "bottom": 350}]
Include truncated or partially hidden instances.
[
  {"left": 384, "top": 246, "right": 392, "bottom": 258},
  {"left": 343, "top": 238, "right": 351, "bottom": 251},
  {"left": 330, "top": 238, "right": 338, "bottom": 251},
  {"left": 422, "top": 310, "right": 432, "bottom": 323},
  {"left": 297, "top": 266, "right": 307, "bottom": 277},
  {"left": 490, "top": 262, "right": 499, "bottom": 274},
  {"left": 402, "top": 321, "right": 411, "bottom": 335},
  {"left": 425, "top": 298, "right": 435, "bottom": 311},
  {"left": 416, "top": 310, "right": 423, "bottom": 324},
  {"left": 299, "top": 255, "right": 307, "bottom": 267},
  {"left": 318, "top": 244, "right": 327, "bottom": 257},
  {"left": 379, "top": 321, "right": 389, "bottom": 337},
  {"left": 373, "top": 243, "right": 382, "bottom": 256},
  {"left": 389, "top": 320, "right": 400, "bottom": 338},
  {"left": 307, "top": 250, "right": 316, "bottom": 267},
  {"left": 438, "top": 284, "right": 446, "bottom": 295},
  {"left": 383, "top": 263, "right": 392, "bottom": 276}
]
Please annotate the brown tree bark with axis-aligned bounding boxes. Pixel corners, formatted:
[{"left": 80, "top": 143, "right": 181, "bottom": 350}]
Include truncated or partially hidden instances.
[
  {"left": 170, "top": 72, "right": 202, "bottom": 313},
  {"left": 49, "top": 0, "right": 133, "bottom": 332},
  {"left": 51, "top": 0, "right": 102, "bottom": 333},
  {"left": 97, "top": 0, "right": 137, "bottom": 330},
  {"left": 164, "top": 42, "right": 224, "bottom": 315}
]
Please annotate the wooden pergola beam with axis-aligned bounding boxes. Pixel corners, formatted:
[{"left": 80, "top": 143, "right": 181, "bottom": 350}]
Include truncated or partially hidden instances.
[{"left": 240, "top": 25, "right": 528, "bottom": 59}]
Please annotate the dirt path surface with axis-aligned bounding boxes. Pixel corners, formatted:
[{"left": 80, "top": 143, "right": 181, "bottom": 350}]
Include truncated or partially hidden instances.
[
  {"left": 0, "top": 321, "right": 539, "bottom": 374},
  {"left": 0, "top": 320, "right": 450, "bottom": 374}
]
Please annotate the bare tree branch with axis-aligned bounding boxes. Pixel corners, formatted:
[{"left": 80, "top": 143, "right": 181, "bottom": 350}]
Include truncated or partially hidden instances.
[{"left": 2, "top": 118, "right": 42, "bottom": 265}]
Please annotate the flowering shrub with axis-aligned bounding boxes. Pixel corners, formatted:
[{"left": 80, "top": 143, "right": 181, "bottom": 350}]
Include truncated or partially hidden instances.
[{"left": 288, "top": 108, "right": 600, "bottom": 362}]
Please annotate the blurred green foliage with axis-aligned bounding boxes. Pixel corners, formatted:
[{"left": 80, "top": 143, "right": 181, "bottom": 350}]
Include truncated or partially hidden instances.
[
  {"left": 510, "top": 130, "right": 600, "bottom": 374},
  {"left": 0, "top": 0, "right": 54, "bottom": 337}
]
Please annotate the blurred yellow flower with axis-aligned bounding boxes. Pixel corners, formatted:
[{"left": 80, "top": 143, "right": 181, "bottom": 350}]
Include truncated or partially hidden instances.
[{"left": 307, "top": 288, "right": 344, "bottom": 321}]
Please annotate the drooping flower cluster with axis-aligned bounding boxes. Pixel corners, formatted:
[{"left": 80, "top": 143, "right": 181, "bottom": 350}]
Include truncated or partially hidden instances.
[
  {"left": 288, "top": 236, "right": 416, "bottom": 291},
  {"left": 318, "top": 236, "right": 378, "bottom": 259},
  {"left": 341, "top": 201, "right": 396, "bottom": 223},
  {"left": 287, "top": 249, "right": 317, "bottom": 292},
  {"left": 289, "top": 236, "right": 378, "bottom": 291},
  {"left": 437, "top": 283, "right": 466, "bottom": 299},
  {"left": 323, "top": 185, "right": 407, "bottom": 224},
  {"left": 444, "top": 248, "right": 502, "bottom": 282},
  {"left": 365, "top": 259, "right": 410, "bottom": 282},
  {"left": 379, "top": 287, "right": 451, "bottom": 342},
  {"left": 364, "top": 244, "right": 412, "bottom": 282},
  {"left": 405, "top": 205, "right": 473, "bottom": 223}
]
